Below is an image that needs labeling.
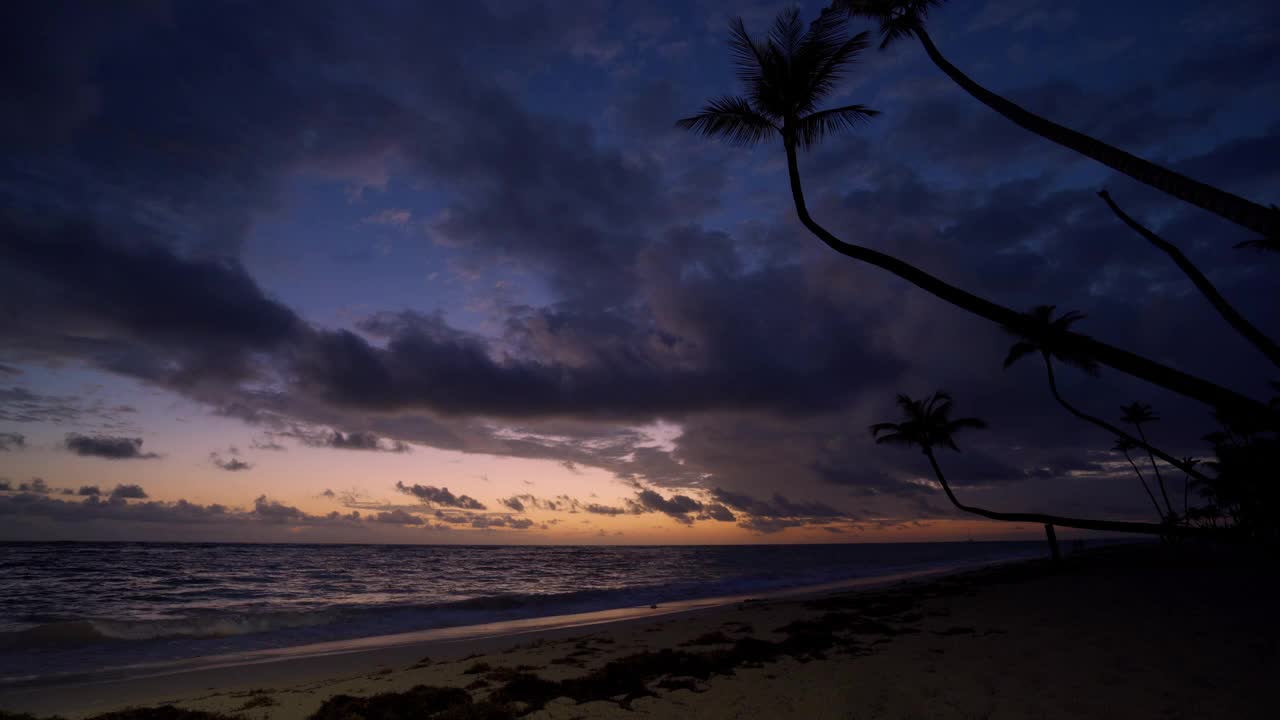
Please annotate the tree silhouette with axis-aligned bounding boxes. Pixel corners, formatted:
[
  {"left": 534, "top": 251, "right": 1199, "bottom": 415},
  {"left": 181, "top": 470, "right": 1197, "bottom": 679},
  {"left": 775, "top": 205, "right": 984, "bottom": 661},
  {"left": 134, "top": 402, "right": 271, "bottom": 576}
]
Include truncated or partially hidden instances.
[
  {"left": 1001, "top": 305, "right": 1207, "bottom": 486},
  {"left": 834, "top": 0, "right": 1280, "bottom": 242},
  {"left": 677, "top": 7, "right": 1277, "bottom": 426},
  {"left": 869, "top": 392, "right": 1210, "bottom": 537},
  {"left": 1121, "top": 402, "right": 1175, "bottom": 519},
  {"left": 1098, "top": 190, "right": 1280, "bottom": 369},
  {"left": 1113, "top": 438, "right": 1163, "bottom": 520},
  {"left": 1178, "top": 456, "right": 1200, "bottom": 521}
]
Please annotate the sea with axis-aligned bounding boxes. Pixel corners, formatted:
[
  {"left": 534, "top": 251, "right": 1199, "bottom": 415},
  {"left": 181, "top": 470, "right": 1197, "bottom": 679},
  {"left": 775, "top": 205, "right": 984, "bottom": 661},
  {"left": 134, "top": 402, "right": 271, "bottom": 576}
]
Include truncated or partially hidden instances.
[{"left": 0, "top": 540, "right": 1070, "bottom": 686}]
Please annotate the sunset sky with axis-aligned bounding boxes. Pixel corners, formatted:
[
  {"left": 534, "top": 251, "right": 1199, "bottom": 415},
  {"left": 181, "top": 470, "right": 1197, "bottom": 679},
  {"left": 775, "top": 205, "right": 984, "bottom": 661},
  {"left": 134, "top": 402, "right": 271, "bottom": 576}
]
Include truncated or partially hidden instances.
[{"left": 2, "top": 0, "right": 1277, "bottom": 544}]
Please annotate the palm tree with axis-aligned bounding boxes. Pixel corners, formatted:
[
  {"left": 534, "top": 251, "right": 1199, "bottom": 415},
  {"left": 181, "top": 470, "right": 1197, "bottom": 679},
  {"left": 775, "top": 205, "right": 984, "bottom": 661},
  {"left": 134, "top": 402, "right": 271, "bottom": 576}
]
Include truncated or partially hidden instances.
[
  {"left": 869, "top": 392, "right": 1208, "bottom": 537},
  {"left": 1113, "top": 437, "right": 1163, "bottom": 520},
  {"left": 1121, "top": 402, "right": 1175, "bottom": 519},
  {"left": 1179, "top": 456, "right": 1200, "bottom": 520},
  {"left": 1002, "top": 305, "right": 1208, "bottom": 486},
  {"left": 834, "top": 0, "right": 1280, "bottom": 241},
  {"left": 677, "top": 8, "right": 1277, "bottom": 426},
  {"left": 1098, "top": 190, "right": 1280, "bottom": 369}
]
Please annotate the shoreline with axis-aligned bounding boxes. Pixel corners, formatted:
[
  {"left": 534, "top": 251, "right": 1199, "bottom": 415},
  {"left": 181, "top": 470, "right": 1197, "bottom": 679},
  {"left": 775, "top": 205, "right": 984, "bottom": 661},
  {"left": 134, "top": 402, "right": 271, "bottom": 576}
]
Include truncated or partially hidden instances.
[
  {"left": 0, "top": 556, "right": 1025, "bottom": 715},
  {"left": 3, "top": 542, "right": 1272, "bottom": 719}
]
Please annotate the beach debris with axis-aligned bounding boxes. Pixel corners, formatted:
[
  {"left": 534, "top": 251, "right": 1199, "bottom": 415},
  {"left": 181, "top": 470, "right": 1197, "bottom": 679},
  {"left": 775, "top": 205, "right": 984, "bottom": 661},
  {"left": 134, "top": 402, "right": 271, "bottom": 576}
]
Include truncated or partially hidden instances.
[
  {"left": 232, "top": 694, "right": 276, "bottom": 712},
  {"left": 309, "top": 685, "right": 472, "bottom": 720},
  {"left": 680, "top": 631, "right": 734, "bottom": 646}
]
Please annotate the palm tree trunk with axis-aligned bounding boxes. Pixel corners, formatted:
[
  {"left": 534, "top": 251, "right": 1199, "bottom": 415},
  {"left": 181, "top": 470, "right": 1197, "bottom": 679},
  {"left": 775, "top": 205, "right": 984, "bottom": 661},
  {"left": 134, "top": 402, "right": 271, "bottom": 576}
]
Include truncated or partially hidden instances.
[
  {"left": 1121, "top": 447, "right": 1164, "bottom": 520},
  {"left": 781, "top": 140, "right": 1277, "bottom": 425},
  {"left": 1040, "top": 355, "right": 1209, "bottom": 485},
  {"left": 1043, "top": 523, "right": 1062, "bottom": 564},
  {"left": 1135, "top": 423, "right": 1174, "bottom": 517},
  {"left": 1099, "top": 190, "right": 1280, "bottom": 369},
  {"left": 921, "top": 448, "right": 1213, "bottom": 538},
  {"left": 913, "top": 28, "right": 1279, "bottom": 240}
]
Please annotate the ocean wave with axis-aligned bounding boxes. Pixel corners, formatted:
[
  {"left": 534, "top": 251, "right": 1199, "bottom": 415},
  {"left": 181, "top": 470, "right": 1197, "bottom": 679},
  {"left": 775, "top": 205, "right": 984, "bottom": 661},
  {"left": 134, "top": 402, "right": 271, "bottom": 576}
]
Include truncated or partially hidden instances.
[
  {"left": 0, "top": 567, "right": 911, "bottom": 651},
  {"left": 0, "top": 541, "right": 1061, "bottom": 660}
]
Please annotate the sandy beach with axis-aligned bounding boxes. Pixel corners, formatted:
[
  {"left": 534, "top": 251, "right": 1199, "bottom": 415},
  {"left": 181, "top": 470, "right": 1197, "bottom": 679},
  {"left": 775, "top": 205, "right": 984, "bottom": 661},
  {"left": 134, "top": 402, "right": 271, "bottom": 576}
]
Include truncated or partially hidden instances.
[{"left": 1, "top": 543, "right": 1274, "bottom": 720}]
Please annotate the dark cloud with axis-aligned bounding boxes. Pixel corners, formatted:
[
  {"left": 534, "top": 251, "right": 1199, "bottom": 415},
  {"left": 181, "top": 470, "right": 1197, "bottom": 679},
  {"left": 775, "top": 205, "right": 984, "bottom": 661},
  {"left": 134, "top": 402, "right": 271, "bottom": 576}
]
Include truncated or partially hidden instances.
[
  {"left": 64, "top": 434, "right": 160, "bottom": 460},
  {"left": 0, "top": 387, "right": 138, "bottom": 428},
  {"left": 631, "top": 489, "right": 703, "bottom": 524},
  {"left": 370, "top": 509, "right": 426, "bottom": 526},
  {"left": 250, "top": 435, "right": 288, "bottom": 451},
  {"left": 294, "top": 429, "right": 410, "bottom": 453},
  {"left": 701, "top": 503, "right": 736, "bottom": 522},
  {"left": 77, "top": 486, "right": 100, "bottom": 496},
  {"left": 709, "top": 488, "right": 859, "bottom": 534},
  {"left": 18, "top": 478, "right": 50, "bottom": 495},
  {"left": 0, "top": 491, "right": 362, "bottom": 529},
  {"left": 110, "top": 484, "right": 148, "bottom": 500},
  {"left": 395, "top": 482, "right": 486, "bottom": 510},
  {"left": 465, "top": 514, "right": 535, "bottom": 530},
  {"left": 211, "top": 453, "right": 253, "bottom": 472},
  {"left": 0, "top": 432, "right": 23, "bottom": 451},
  {"left": 498, "top": 493, "right": 636, "bottom": 516},
  {"left": 1, "top": 220, "right": 304, "bottom": 389},
  {"left": 251, "top": 496, "right": 303, "bottom": 522},
  {"left": 583, "top": 502, "right": 631, "bottom": 516}
]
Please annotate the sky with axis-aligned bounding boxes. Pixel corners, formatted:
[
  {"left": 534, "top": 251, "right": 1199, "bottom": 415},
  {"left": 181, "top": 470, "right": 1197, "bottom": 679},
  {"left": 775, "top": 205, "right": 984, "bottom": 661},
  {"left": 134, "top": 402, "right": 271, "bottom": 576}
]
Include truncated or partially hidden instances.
[{"left": 1, "top": 0, "right": 1277, "bottom": 544}]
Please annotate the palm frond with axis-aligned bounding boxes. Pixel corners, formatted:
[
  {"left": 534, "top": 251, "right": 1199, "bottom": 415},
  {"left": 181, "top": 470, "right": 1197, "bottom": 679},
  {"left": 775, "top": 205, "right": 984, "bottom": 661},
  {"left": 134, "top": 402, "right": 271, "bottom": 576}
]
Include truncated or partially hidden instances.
[
  {"left": 894, "top": 393, "right": 921, "bottom": 418},
  {"left": 1050, "top": 309, "right": 1087, "bottom": 332},
  {"left": 792, "top": 103, "right": 879, "bottom": 149},
  {"left": 675, "top": 96, "right": 778, "bottom": 147},
  {"left": 870, "top": 422, "right": 915, "bottom": 447},
  {"left": 806, "top": 31, "right": 873, "bottom": 109},
  {"left": 1235, "top": 205, "right": 1280, "bottom": 251},
  {"left": 924, "top": 391, "right": 953, "bottom": 416},
  {"left": 1002, "top": 341, "right": 1038, "bottom": 369},
  {"left": 727, "top": 17, "right": 769, "bottom": 91},
  {"left": 1002, "top": 304, "right": 1098, "bottom": 375},
  {"left": 1120, "top": 402, "right": 1158, "bottom": 424},
  {"left": 769, "top": 7, "right": 805, "bottom": 62},
  {"left": 868, "top": 421, "right": 902, "bottom": 437},
  {"left": 1234, "top": 237, "right": 1280, "bottom": 253},
  {"left": 874, "top": 390, "right": 983, "bottom": 454},
  {"left": 1113, "top": 437, "right": 1138, "bottom": 452},
  {"left": 836, "top": 0, "right": 946, "bottom": 51}
]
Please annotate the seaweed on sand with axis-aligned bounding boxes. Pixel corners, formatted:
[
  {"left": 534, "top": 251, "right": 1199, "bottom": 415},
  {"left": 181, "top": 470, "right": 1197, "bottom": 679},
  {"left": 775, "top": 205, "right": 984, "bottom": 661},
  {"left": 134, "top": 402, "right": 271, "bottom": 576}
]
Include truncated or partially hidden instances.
[{"left": 309, "top": 685, "right": 472, "bottom": 720}]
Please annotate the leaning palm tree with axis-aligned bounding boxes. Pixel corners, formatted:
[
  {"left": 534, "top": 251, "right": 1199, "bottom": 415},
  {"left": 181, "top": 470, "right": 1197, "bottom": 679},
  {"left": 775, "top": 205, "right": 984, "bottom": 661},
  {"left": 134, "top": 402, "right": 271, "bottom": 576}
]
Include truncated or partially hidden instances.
[
  {"left": 1121, "top": 402, "right": 1175, "bottom": 518},
  {"left": 834, "top": 0, "right": 1280, "bottom": 241},
  {"left": 1002, "top": 305, "right": 1208, "bottom": 485},
  {"left": 677, "top": 7, "right": 1277, "bottom": 426},
  {"left": 1098, "top": 190, "right": 1280, "bottom": 368},
  {"left": 1179, "top": 456, "right": 1200, "bottom": 520},
  {"left": 1113, "top": 437, "right": 1163, "bottom": 520},
  {"left": 869, "top": 392, "right": 1208, "bottom": 537}
]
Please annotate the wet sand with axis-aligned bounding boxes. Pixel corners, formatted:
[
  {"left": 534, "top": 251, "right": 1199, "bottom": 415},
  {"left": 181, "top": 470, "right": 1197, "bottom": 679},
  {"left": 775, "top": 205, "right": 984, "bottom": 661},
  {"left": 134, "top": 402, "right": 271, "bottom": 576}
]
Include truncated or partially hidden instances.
[{"left": 2, "top": 543, "right": 1274, "bottom": 719}]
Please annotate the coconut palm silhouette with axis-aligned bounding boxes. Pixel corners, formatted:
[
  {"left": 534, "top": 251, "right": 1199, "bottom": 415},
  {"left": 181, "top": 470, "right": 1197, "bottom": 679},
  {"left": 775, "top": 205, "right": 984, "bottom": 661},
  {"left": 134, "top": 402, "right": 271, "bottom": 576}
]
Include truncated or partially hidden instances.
[
  {"left": 869, "top": 392, "right": 1206, "bottom": 536},
  {"left": 1113, "top": 437, "right": 1163, "bottom": 520},
  {"left": 1121, "top": 402, "right": 1175, "bottom": 519},
  {"left": 677, "top": 7, "right": 1276, "bottom": 425},
  {"left": 1001, "top": 304, "right": 1206, "bottom": 486},
  {"left": 833, "top": 0, "right": 1280, "bottom": 241}
]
